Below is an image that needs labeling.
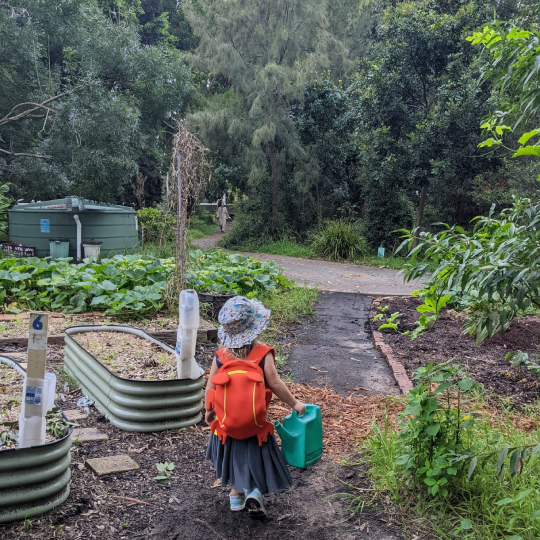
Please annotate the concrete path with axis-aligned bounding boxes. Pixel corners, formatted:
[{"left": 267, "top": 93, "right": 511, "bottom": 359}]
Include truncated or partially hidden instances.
[
  {"left": 288, "top": 292, "right": 399, "bottom": 395},
  {"left": 192, "top": 230, "right": 422, "bottom": 296}
]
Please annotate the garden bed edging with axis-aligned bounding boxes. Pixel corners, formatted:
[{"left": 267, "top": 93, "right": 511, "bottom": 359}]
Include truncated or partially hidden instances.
[
  {"left": 0, "top": 356, "right": 72, "bottom": 523},
  {"left": 369, "top": 297, "right": 414, "bottom": 394},
  {"left": 63, "top": 326, "right": 205, "bottom": 432}
]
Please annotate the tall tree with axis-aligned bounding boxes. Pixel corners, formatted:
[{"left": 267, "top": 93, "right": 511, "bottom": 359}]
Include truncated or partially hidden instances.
[
  {"left": 351, "top": 0, "right": 511, "bottom": 247},
  {"left": 0, "top": 0, "right": 191, "bottom": 202},
  {"left": 185, "top": 0, "right": 346, "bottom": 227}
]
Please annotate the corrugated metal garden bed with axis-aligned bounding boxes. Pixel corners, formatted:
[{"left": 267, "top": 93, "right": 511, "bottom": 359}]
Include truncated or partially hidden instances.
[
  {"left": 63, "top": 326, "right": 205, "bottom": 432},
  {"left": 0, "top": 356, "right": 72, "bottom": 523}
]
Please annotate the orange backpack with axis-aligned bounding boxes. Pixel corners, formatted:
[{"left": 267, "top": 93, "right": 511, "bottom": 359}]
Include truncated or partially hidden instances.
[{"left": 207, "top": 344, "right": 275, "bottom": 446}]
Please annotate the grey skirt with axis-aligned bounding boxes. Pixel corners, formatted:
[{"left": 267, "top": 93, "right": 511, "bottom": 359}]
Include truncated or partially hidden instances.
[{"left": 206, "top": 433, "right": 293, "bottom": 494}]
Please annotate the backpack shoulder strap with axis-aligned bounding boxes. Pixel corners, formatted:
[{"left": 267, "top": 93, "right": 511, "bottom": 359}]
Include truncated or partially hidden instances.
[
  {"left": 215, "top": 348, "right": 232, "bottom": 364},
  {"left": 247, "top": 344, "right": 275, "bottom": 366}
]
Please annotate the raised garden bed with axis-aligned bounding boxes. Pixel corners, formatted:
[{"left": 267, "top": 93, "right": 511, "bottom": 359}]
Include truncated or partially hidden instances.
[
  {"left": 372, "top": 296, "right": 540, "bottom": 407},
  {"left": 0, "top": 356, "right": 72, "bottom": 523},
  {"left": 63, "top": 326, "right": 205, "bottom": 432}
]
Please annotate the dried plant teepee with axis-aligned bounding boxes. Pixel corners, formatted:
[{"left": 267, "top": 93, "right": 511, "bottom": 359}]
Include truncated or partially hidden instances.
[{"left": 166, "top": 122, "right": 210, "bottom": 297}]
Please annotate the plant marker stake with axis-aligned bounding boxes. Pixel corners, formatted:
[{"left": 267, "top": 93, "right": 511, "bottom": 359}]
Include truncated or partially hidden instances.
[
  {"left": 27, "top": 312, "right": 48, "bottom": 385},
  {"left": 19, "top": 312, "right": 49, "bottom": 448}
]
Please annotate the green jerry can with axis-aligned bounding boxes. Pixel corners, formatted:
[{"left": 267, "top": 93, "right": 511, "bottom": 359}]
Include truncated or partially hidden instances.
[{"left": 274, "top": 404, "right": 323, "bottom": 468}]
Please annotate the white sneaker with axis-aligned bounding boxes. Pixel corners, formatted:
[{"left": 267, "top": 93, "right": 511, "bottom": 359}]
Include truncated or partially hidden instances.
[{"left": 245, "top": 488, "right": 266, "bottom": 519}]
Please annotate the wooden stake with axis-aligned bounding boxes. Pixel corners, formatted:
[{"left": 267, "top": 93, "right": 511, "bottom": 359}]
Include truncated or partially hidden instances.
[{"left": 27, "top": 312, "right": 48, "bottom": 380}]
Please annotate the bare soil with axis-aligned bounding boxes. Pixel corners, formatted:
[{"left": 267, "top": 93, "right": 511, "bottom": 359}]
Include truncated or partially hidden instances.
[
  {"left": 72, "top": 331, "right": 177, "bottom": 381},
  {"left": 374, "top": 296, "right": 540, "bottom": 408},
  {"left": 0, "top": 343, "right": 403, "bottom": 540}
]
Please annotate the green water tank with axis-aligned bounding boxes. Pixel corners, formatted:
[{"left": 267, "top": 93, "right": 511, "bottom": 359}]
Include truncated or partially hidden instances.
[{"left": 8, "top": 197, "right": 139, "bottom": 258}]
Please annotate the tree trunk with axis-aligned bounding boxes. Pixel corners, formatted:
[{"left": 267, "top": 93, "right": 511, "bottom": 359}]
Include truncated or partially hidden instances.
[
  {"left": 316, "top": 184, "right": 323, "bottom": 228},
  {"left": 412, "top": 184, "right": 427, "bottom": 249},
  {"left": 268, "top": 140, "right": 278, "bottom": 227}
]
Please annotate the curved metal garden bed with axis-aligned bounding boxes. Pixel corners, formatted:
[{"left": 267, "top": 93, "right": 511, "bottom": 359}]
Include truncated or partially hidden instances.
[
  {"left": 0, "top": 356, "right": 72, "bottom": 524},
  {"left": 63, "top": 325, "right": 205, "bottom": 432}
]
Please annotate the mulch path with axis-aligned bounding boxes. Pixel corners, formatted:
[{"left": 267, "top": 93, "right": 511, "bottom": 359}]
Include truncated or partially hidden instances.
[{"left": 375, "top": 296, "right": 540, "bottom": 408}]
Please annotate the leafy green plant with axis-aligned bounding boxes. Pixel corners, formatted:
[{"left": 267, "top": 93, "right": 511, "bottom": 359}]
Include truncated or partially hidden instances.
[
  {"left": 309, "top": 220, "right": 367, "bottom": 261},
  {"left": 188, "top": 249, "right": 293, "bottom": 296},
  {"left": 154, "top": 461, "right": 175, "bottom": 483},
  {"left": 0, "top": 420, "right": 17, "bottom": 448},
  {"left": 0, "top": 184, "right": 11, "bottom": 241},
  {"left": 373, "top": 305, "right": 404, "bottom": 333},
  {"left": 506, "top": 351, "right": 540, "bottom": 376},
  {"left": 467, "top": 20, "right": 540, "bottom": 163},
  {"left": 395, "top": 361, "right": 477, "bottom": 497},
  {"left": 46, "top": 408, "right": 78, "bottom": 439},
  {"left": 399, "top": 197, "right": 540, "bottom": 344}
]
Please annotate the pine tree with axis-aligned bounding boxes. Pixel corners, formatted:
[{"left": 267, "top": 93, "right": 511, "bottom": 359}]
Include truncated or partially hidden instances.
[{"left": 185, "top": 0, "right": 345, "bottom": 227}]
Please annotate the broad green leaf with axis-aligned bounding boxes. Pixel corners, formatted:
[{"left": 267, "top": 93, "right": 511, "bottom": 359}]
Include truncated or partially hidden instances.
[{"left": 467, "top": 456, "right": 478, "bottom": 480}]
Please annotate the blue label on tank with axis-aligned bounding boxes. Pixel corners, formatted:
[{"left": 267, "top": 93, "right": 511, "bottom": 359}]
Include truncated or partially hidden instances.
[{"left": 40, "top": 219, "right": 50, "bottom": 233}]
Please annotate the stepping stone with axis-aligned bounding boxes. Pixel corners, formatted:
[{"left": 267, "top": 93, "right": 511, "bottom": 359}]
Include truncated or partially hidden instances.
[
  {"left": 71, "top": 427, "right": 108, "bottom": 443},
  {"left": 63, "top": 409, "right": 89, "bottom": 421},
  {"left": 85, "top": 454, "right": 139, "bottom": 477}
]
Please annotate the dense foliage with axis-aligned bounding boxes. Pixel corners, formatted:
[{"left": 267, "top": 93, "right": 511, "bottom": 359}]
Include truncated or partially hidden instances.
[
  {"left": 0, "top": 251, "right": 290, "bottom": 314},
  {"left": 188, "top": 249, "right": 292, "bottom": 296},
  {"left": 468, "top": 6, "right": 540, "bottom": 161},
  {"left": 0, "top": 184, "right": 11, "bottom": 240},
  {"left": 0, "top": 0, "right": 191, "bottom": 203},
  {"left": 400, "top": 197, "right": 540, "bottom": 343},
  {"left": 367, "top": 363, "right": 540, "bottom": 539}
]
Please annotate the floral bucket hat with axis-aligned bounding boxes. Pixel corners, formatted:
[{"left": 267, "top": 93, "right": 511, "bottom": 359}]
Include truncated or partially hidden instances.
[{"left": 218, "top": 296, "right": 271, "bottom": 349}]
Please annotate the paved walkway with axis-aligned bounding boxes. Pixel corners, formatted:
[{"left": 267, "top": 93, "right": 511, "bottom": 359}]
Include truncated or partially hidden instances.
[
  {"left": 192, "top": 230, "right": 421, "bottom": 296},
  {"left": 288, "top": 292, "right": 399, "bottom": 395}
]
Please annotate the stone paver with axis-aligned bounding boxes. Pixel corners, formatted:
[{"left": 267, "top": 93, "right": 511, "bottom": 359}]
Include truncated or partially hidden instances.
[
  {"left": 71, "top": 427, "right": 108, "bottom": 443},
  {"left": 63, "top": 409, "right": 89, "bottom": 422},
  {"left": 85, "top": 454, "right": 139, "bottom": 476}
]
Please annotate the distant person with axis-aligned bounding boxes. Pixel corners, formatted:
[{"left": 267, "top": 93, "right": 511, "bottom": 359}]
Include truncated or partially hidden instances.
[
  {"left": 215, "top": 203, "right": 229, "bottom": 233},
  {"left": 205, "top": 296, "right": 306, "bottom": 518}
]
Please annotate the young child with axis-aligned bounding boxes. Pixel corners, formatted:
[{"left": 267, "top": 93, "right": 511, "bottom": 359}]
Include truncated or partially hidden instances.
[{"left": 205, "top": 296, "right": 306, "bottom": 518}]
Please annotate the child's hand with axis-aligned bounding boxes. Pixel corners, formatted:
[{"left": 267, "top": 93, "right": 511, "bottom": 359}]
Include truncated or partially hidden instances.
[
  {"left": 205, "top": 408, "right": 216, "bottom": 425},
  {"left": 293, "top": 402, "right": 307, "bottom": 416}
]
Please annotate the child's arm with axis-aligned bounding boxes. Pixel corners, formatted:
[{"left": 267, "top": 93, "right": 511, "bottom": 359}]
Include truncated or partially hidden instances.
[
  {"left": 263, "top": 353, "right": 306, "bottom": 415},
  {"left": 204, "top": 357, "right": 219, "bottom": 425}
]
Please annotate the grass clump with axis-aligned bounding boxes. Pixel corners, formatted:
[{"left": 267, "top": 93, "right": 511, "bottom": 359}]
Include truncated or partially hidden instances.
[
  {"left": 363, "top": 362, "right": 540, "bottom": 540},
  {"left": 259, "top": 286, "right": 318, "bottom": 326},
  {"left": 310, "top": 220, "right": 367, "bottom": 261}
]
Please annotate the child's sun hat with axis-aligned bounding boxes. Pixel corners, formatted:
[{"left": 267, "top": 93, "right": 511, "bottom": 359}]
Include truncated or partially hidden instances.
[{"left": 218, "top": 296, "right": 271, "bottom": 348}]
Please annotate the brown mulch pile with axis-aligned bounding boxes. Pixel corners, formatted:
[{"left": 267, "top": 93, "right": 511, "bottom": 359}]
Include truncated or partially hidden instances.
[
  {"left": 376, "top": 296, "right": 540, "bottom": 407},
  {"left": 72, "top": 331, "right": 177, "bottom": 381},
  {"left": 269, "top": 383, "right": 403, "bottom": 457}
]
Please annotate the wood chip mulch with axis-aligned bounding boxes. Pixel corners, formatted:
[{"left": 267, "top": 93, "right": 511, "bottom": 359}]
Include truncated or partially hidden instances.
[{"left": 269, "top": 383, "right": 404, "bottom": 457}]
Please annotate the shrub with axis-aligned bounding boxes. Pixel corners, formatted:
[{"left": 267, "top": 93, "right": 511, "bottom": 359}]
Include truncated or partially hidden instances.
[
  {"left": 137, "top": 208, "right": 175, "bottom": 244},
  {"left": 309, "top": 220, "right": 367, "bottom": 261},
  {"left": 0, "top": 184, "right": 11, "bottom": 241},
  {"left": 400, "top": 196, "right": 540, "bottom": 344}
]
